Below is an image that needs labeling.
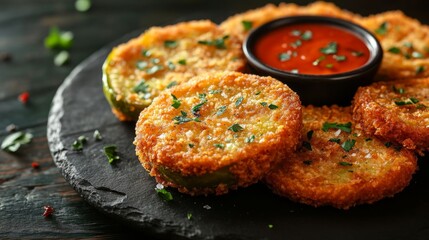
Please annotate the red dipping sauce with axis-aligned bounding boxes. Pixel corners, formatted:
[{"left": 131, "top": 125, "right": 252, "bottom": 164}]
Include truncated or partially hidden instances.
[{"left": 254, "top": 23, "right": 370, "bottom": 75}]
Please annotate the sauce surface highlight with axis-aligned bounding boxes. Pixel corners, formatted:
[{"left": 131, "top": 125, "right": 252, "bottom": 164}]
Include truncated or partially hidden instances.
[{"left": 254, "top": 23, "right": 370, "bottom": 75}]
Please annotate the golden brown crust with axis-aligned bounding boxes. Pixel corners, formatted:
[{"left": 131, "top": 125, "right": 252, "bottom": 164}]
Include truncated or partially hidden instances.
[
  {"left": 134, "top": 71, "right": 302, "bottom": 195},
  {"left": 265, "top": 105, "right": 417, "bottom": 209},
  {"left": 104, "top": 20, "right": 246, "bottom": 120},
  {"left": 352, "top": 78, "right": 429, "bottom": 154},
  {"left": 360, "top": 11, "right": 429, "bottom": 80}
]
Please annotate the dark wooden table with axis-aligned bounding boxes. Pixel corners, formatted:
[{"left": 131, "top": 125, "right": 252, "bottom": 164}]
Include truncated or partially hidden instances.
[{"left": 1, "top": 0, "right": 428, "bottom": 238}]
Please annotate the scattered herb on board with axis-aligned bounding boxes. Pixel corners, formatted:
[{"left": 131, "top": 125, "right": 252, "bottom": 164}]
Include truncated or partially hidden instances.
[
  {"left": 44, "top": 27, "right": 74, "bottom": 50},
  {"left": 93, "top": 130, "right": 103, "bottom": 141},
  {"left": 341, "top": 139, "right": 356, "bottom": 152},
  {"left": 155, "top": 184, "right": 173, "bottom": 201},
  {"left": 71, "top": 136, "right": 88, "bottom": 151},
  {"left": 198, "top": 35, "right": 229, "bottom": 49},
  {"left": 1, "top": 131, "right": 33, "bottom": 152},
  {"left": 104, "top": 145, "right": 120, "bottom": 164},
  {"left": 322, "top": 122, "right": 352, "bottom": 133},
  {"left": 171, "top": 94, "right": 181, "bottom": 109},
  {"left": 242, "top": 20, "right": 253, "bottom": 31},
  {"left": 6, "top": 124, "right": 18, "bottom": 133},
  {"left": 43, "top": 205, "right": 55, "bottom": 217},
  {"left": 54, "top": 51, "right": 70, "bottom": 66},
  {"left": 75, "top": 0, "right": 91, "bottom": 12}
]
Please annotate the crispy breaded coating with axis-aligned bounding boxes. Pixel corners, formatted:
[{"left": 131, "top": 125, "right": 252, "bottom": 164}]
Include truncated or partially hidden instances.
[
  {"left": 265, "top": 105, "right": 417, "bottom": 209},
  {"left": 219, "top": 1, "right": 362, "bottom": 42},
  {"left": 360, "top": 11, "right": 429, "bottom": 80},
  {"left": 352, "top": 78, "right": 429, "bottom": 154},
  {"left": 103, "top": 20, "right": 245, "bottom": 121},
  {"left": 134, "top": 71, "right": 302, "bottom": 195}
]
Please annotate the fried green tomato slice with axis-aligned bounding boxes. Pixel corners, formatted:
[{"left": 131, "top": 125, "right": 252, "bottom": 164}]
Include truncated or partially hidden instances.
[
  {"left": 103, "top": 20, "right": 245, "bottom": 121},
  {"left": 134, "top": 71, "right": 302, "bottom": 195},
  {"left": 352, "top": 78, "right": 429, "bottom": 154},
  {"left": 265, "top": 105, "right": 417, "bottom": 209}
]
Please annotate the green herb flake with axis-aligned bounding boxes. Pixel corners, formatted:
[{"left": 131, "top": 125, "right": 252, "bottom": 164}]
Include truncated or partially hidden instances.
[
  {"left": 395, "top": 97, "right": 420, "bottom": 106},
  {"left": 279, "top": 52, "right": 291, "bottom": 62},
  {"left": 187, "top": 213, "right": 193, "bottom": 220},
  {"left": 1, "top": 131, "right": 33, "bottom": 153},
  {"left": 167, "top": 61, "right": 176, "bottom": 70},
  {"left": 312, "top": 56, "right": 326, "bottom": 66},
  {"left": 104, "top": 145, "right": 120, "bottom": 164},
  {"left": 75, "top": 0, "right": 91, "bottom": 12},
  {"left": 198, "top": 35, "right": 229, "bottom": 49},
  {"left": 171, "top": 94, "right": 181, "bottom": 109},
  {"left": 146, "top": 65, "right": 163, "bottom": 74},
  {"left": 388, "top": 47, "right": 401, "bottom": 54},
  {"left": 155, "top": 188, "right": 173, "bottom": 201},
  {"left": 245, "top": 135, "right": 255, "bottom": 143},
  {"left": 235, "top": 96, "right": 244, "bottom": 107},
  {"left": 268, "top": 104, "right": 279, "bottom": 110},
  {"left": 255, "top": 91, "right": 261, "bottom": 95},
  {"left": 307, "top": 130, "right": 314, "bottom": 140},
  {"left": 241, "top": 20, "right": 253, "bottom": 31},
  {"left": 303, "top": 160, "right": 312, "bottom": 165},
  {"left": 134, "top": 80, "right": 149, "bottom": 94},
  {"left": 291, "top": 40, "right": 302, "bottom": 48},
  {"left": 301, "top": 30, "right": 312, "bottom": 41},
  {"left": 392, "top": 86, "right": 405, "bottom": 94},
  {"left": 164, "top": 40, "right": 178, "bottom": 48},
  {"left": 214, "top": 143, "right": 225, "bottom": 149},
  {"left": 322, "top": 122, "right": 352, "bottom": 133},
  {"left": 334, "top": 55, "right": 347, "bottom": 62},
  {"left": 173, "top": 111, "right": 193, "bottom": 124},
  {"left": 325, "top": 63, "right": 334, "bottom": 69},
  {"left": 260, "top": 102, "right": 268, "bottom": 107},
  {"left": 178, "top": 59, "right": 187, "bottom": 65},
  {"left": 416, "top": 66, "right": 425, "bottom": 74},
  {"left": 351, "top": 51, "right": 364, "bottom": 57},
  {"left": 303, "top": 141, "right": 312, "bottom": 151},
  {"left": 142, "top": 49, "right": 151, "bottom": 57},
  {"left": 192, "top": 102, "right": 206, "bottom": 116},
  {"left": 188, "top": 143, "right": 195, "bottom": 148},
  {"left": 228, "top": 123, "right": 244, "bottom": 133},
  {"left": 320, "top": 42, "right": 338, "bottom": 55},
  {"left": 375, "top": 22, "right": 388, "bottom": 35},
  {"left": 136, "top": 60, "right": 148, "bottom": 70},
  {"left": 166, "top": 81, "right": 178, "bottom": 89},
  {"left": 93, "top": 130, "right": 103, "bottom": 141},
  {"left": 209, "top": 89, "right": 222, "bottom": 94},
  {"left": 412, "top": 51, "right": 424, "bottom": 59},
  {"left": 72, "top": 135, "right": 88, "bottom": 151},
  {"left": 290, "top": 30, "right": 301, "bottom": 36},
  {"left": 329, "top": 138, "right": 341, "bottom": 143},
  {"left": 44, "top": 27, "right": 74, "bottom": 50},
  {"left": 339, "top": 161, "right": 353, "bottom": 166},
  {"left": 341, "top": 139, "right": 356, "bottom": 152},
  {"left": 54, "top": 51, "right": 70, "bottom": 66},
  {"left": 216, "top": 106, "right": 227, "bottom": 116}
]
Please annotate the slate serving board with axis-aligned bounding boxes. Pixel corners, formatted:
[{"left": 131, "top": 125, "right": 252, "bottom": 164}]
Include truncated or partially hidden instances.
[{"left": 47, "top": 29, "right": 429, "bottom": 240}]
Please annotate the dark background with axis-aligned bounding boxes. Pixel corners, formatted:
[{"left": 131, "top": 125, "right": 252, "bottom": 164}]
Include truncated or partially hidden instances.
[{"left": 1, "top": 0, "right": 428, "bottom": 238}]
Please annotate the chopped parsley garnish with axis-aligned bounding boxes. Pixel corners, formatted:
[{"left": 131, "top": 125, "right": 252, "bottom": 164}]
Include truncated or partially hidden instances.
[
  {"left": 1, "top": 131, "right": 33, "bottom": 152},
  {"left": 307, "top": 130, "right": 314, "bottom": 140},
  {"left": 301, "top": 30, "right": 312, "bottom": 41},
  {"left": 72, "top": 135, "right": 88, "bottom": 151},
  {"left": 216, "top": 106, "right": 227, "bottom": 116},
  {"left": 416, "top": 66, "right": 425, "bottom": 74},
  {"left": 341, "top": 139, "right": 356, "bottom": 152},
  {"left": 214, "top": 143, "right": 225, "bottom": 149},
  {"left": 392, "top": 86, "right": 405, "bottom": 94},
  {"left": 228, "top": 123, "right": 244, "bottom": 132},
  {"left": 302, "top": 141, "right": 312, "bottom": 151},
  {"left": 198, "top": 35, "right": 229, "bottom": 49},
  {"left": 320, "top": 42, "right": 338, "bottom": 55},
  {"left": 268, "top": 104, "right": 279, "bottom": 110},
  {"left": 171, "top": 94, "right": 181, "bottom": 109},
  {"left": 164, "top": 40, "right": 178, "bottom": 48},
  {"left": 255, "top": 91, "right": 261, "bottom": 95},
  {"left": 142, "top": 49, "right": 151, "bottom": 57},
  {"left": 339, "top": 161, "right": 353, "bottom": 166},
  {"left": 388, "top": 47, "right": 401, "bottom": 54},
  {"left": 134, "top": 80, "right": 149, "bottom": 94},
  {"left": 44, "top": 27, "right": 74, "bottom": 50},
  {"left": 192, "top": 102, "right": 206, "bottom": 116},
  {"left": 303, "top": 160, "right": 312, "bottom": 165},
  {"left": 291, "top": 40, "right": 302, "bottom": 48},
  {"left": 245, "top": 135, "right": 255, "bottom": 143},
  {"left": 322, "top": 122, "right": 352, "bottom": 133},
  {"left": 312, "top": 56, "right": 326, "bottom": 66},
  {"left": 178, "top": 59, "right": 187, "bottom": 65},
  {"left": 188, "top": 143, "right": 194, "bottom": 148},
  {"left": 394, "top": 97, "right": 419, "bottom": 106},
  {"left": 93, "top": 130, "right": 102, "bottom": 141},
  {"left": 136, "top": 60, "right": 148, "bottom": 70},
  {"left": 333, "top": 55, "right": 346, "bottom": 62},
  {"left": 155, "top": 185, "right": 173, "bottom": 201},
  {"left": 325, "top": 63, "right": 334, "bottom": 69},
  {"left": 173, "top": 111, "right": 193, "bottom": 124},
  {"left": 167, "top": 61, "right": 175, "bottom": 70},
  {"left": 260, "top": 102, "right": 268, "bottom": 107},
  {"left": 146, "top": 65, "right": 163, "bottom": 74},
  {"left": 209, "top": 89, "right": 222, "bottom": 94},
  {"left": 75, "top": 0, "right": 92, "bottom": 12},
  {"left": 375, "top": 22, "right": 388, "bottom": 35},
  {"left": 166, "top": 81, "right": 178, "bottom": 89},
  {"left": 241, "top": 20, "right": 253, "bottom": 31},
  {"left": 412, "top": 51, "right": 424, "bottom": 59},
  {"left": 103, "top": 145, "right": 120, "bottom": 164},
  {"left": 235, "top": 96, "right": 244, "bottom": 107},
  {"left": 151, "top": 58, "right": 160, "bottom": 64},
  {"left": 279, "top": 52, "right": 291, "bottom": 62},
  {"left": 351, "top": 51, "right": 364, "bottom": 57},
  {"left": 54, "top": 51, "right": 70, "bottom": 66},
  {"left": 329, "top": 138, "right": 341, "bottom": 143}
]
